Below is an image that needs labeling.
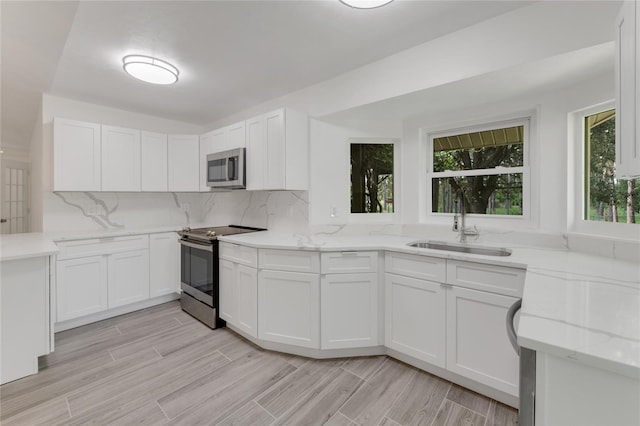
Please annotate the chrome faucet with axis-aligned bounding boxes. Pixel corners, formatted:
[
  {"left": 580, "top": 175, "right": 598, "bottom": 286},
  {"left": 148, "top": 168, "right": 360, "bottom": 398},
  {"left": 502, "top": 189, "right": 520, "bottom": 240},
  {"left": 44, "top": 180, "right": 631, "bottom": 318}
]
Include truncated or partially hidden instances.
[{"left": 453, "top": 195, "right": 479, "bottom": 243}]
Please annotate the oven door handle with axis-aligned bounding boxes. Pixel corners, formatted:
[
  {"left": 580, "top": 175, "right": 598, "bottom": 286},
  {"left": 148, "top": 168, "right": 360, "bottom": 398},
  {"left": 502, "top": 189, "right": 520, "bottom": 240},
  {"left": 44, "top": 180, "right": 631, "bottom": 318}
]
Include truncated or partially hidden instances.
[{"left": 179, "top": 239, "right": 213, "bottom": 252}]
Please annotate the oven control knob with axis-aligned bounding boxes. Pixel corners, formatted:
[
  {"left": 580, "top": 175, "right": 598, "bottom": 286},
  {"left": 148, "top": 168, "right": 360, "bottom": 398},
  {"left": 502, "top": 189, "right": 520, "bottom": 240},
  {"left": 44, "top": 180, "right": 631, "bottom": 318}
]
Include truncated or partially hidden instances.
[
  {"left": 182, "top": 226, "right": 191, "bottom": 232},
  {"left": 207, "top": 230, "right": 216, "bottom": 237}
]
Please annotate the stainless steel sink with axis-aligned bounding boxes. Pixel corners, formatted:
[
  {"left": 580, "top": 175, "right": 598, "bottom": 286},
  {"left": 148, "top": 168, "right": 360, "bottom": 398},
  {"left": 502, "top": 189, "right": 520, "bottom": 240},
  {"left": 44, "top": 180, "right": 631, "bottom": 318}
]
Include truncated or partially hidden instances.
[{"left": 408, "top": 240, "right": 512, "bottom": 257}]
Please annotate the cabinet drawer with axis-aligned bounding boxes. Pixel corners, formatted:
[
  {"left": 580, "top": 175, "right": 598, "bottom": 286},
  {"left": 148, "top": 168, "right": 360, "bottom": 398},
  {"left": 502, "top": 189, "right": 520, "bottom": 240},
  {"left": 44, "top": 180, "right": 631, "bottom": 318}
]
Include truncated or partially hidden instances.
[
  {"left": 219, "top": 242, "right": 257, "bottom": 268},
  {"left": 321, "top": 251, "right": 378, "bottom": 274},
  {"left": 259, "top": 249, "right": 320, "bottom": 273},
  {"left": 384, "top": 252, "right": 446, "bottom": 282},
  {"left": 446, "top": 260, "right": 524, "bottom": 297},
  {"left": 56, "top": 235, "right": 149, "bottom": 260}
]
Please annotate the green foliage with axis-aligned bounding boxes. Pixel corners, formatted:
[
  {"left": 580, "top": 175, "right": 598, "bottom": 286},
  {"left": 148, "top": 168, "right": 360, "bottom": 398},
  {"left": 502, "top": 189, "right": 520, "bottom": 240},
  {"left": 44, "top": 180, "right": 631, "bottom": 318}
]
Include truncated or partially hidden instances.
[
  {"left": 587, "top": 113, "right": 639, "bottom": 223},
  {"left": 351, "top": 144, "right": 394, "bottom": 213}
]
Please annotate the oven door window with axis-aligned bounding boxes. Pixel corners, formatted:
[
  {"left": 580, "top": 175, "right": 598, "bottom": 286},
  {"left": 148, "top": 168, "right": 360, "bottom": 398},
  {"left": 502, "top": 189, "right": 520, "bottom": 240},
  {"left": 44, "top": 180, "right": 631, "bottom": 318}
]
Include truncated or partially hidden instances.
[
  {"left": 181, "top": 244, "right": 214, "bottom": 305},
  {"left": 208, "top": 158, "right": 228, "bottom": 183}
]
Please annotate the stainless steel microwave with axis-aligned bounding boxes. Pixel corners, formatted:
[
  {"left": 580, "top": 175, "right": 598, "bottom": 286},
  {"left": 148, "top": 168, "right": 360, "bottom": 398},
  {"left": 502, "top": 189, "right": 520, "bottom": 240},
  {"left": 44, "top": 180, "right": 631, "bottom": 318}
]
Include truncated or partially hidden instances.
[{"left": 206, "top": 147, "right": 246, "bottom": 189}]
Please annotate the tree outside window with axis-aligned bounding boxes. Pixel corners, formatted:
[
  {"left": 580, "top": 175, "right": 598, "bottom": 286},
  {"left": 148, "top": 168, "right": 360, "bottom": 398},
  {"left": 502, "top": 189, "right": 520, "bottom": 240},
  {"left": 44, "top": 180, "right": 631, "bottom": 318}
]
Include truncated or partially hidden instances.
[
  {"left": 585, "top": 109, "right": 638, "bottom": 224},
  {"left": 431, "top": 124, "right": 525, "bottom": 216},
  {"left": 350, "top": 143, "right": 394, "bottom": 214}
]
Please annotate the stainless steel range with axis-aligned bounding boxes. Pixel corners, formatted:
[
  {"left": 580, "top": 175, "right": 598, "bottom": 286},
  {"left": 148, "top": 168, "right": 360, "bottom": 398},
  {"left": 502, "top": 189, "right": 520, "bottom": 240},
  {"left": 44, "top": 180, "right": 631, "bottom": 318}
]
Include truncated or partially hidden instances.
[{"left": 177, "top": 225, "right": 264, "bottom": 328}]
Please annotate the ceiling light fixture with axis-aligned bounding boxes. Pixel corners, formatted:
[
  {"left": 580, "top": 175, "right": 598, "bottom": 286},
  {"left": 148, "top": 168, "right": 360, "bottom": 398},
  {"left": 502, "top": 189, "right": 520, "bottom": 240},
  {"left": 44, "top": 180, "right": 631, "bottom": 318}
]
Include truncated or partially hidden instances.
[
  {"left": 122, "top": 55, "right": 179, "bottom": 85},
  {"left": 339, "top": 0, "right": 393, "bottom": 9}
]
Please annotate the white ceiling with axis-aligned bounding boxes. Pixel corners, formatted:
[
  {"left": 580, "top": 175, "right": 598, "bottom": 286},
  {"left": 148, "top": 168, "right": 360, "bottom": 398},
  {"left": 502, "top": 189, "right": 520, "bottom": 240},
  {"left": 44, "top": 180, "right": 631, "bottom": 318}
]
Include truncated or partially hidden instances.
[{"left": 1, "top": 0, "right": 533, "bottom": 149}]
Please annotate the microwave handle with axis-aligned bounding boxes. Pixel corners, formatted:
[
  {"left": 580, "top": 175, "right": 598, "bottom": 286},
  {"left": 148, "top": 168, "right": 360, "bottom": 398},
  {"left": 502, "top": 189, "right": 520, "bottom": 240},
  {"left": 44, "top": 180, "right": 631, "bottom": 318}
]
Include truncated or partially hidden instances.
[{"left": 228, "top": 156, "right": 237, "bottom": 181}]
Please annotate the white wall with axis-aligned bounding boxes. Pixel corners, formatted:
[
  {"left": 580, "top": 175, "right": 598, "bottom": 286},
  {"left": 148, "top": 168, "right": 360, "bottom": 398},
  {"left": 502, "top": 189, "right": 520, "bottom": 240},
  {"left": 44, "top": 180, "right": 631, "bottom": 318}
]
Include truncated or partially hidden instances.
[
  {"left": 401, "top": 72, "right": 615, "bottom": 235},
  {"left": 309, "top": 119, "right": 402, "bottom": 225},
  {"left": 29, "top": 102, "right": 44, "bottom": 231}
]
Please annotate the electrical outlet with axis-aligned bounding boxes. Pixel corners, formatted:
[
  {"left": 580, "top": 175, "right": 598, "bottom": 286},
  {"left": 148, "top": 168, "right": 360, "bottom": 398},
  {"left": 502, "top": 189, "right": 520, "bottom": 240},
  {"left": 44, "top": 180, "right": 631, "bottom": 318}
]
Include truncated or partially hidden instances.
[
  {"left": 330, "top": 206, "right": 337, "bottom": 218},
  {"left": 180, "top": 203, "right": 190, "bottom": 213}
]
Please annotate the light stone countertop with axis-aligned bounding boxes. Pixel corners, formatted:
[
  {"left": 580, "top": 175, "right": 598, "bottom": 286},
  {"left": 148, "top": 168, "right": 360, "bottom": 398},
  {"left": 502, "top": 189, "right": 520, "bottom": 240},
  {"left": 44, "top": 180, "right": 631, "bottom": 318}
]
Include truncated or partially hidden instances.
[
  {"left": 2, "top": 227, "right": 638, "bottom": 380},
  {"left": 219, "top": 230, "right": 640, "bottom": 379}
]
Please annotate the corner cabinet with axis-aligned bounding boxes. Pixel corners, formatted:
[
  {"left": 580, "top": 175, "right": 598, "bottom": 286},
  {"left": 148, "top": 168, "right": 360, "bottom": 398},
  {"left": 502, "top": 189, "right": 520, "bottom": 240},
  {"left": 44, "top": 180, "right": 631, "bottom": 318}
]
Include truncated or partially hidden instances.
[
  {"left": 246, "top": 108, "right": 309, "bottom": 191},
  {"left": 616, "top": 0, "right": 640, "bottom": 178},
  {"left": 53, "top": 118, "right": 102, "bottom": 191}
]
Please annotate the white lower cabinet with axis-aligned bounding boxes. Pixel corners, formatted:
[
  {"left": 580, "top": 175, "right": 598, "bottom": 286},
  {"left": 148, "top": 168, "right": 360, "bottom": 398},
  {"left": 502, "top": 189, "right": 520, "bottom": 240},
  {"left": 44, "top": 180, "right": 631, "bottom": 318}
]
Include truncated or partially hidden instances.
[
  {"left": 384, "top": 273, "right": 446, "bottom": 367},
  {"left": 384, "top": 251, "right": 522, "bottom": 399},
  {"left": 57, "top": 255, "right": 108, "bottom": 321},
  {"left": 258, "top": 269, "right": 320, "bottom": 348},
  {"left": 55, "top": 234, "right": 164, "bottom": 326},
  {"left": 446, "top": 286, "right": 519, "bottom": 396},
  {"left": 321, "top": 272, "right": 378, "bottom": 349},
  {"left": 107, "top": 249, "right": 150, "bottom": 308},
  {"left": 149, "top": 232, "right": 180, "bottom": 297},
  {"left": 219, "top": 259, "right": 258, "bottom": 338}
]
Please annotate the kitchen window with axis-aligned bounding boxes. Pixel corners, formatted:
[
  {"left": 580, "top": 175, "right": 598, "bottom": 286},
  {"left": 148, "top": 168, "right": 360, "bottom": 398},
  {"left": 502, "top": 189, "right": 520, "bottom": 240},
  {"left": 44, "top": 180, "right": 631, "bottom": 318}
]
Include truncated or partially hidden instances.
[
  {"left": 427, "top": 119, "right": 530, "bottom": 219},
  {"left": 583, "top": 108, "right": 638, "bottom": 224},
  {"left": 350, "top": 141, "right": 395, "bottom": 215}
]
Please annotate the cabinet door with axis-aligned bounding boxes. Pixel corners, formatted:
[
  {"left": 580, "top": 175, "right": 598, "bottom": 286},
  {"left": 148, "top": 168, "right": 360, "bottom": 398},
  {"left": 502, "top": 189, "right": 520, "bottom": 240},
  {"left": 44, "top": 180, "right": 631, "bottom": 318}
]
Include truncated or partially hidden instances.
[
  {"left": 141, "top": 131, "right": 168, "bottom": 192},
  {"left": 149, "top": 233, "right": 180, "bottom": 298},
  {"left": 53, "top": 118, "right": 101, "bottom": 191},
  {"left": 258, "top": 269, "right": 319, "bottom": 348},
  {"left": 211, "top": 126, "right": 228, "bottom": 152},
  {"left": 199, "top": 132, "right": 215, "bottom": 191},
  {"left": 228, "top": 121, "right": 246, "bottom": 149},
  {"left": 245, "top": 115, "right": 264, "bottom": 190},
  {"left": 236, "top": 264, "right": 258, "bottom": 338},
  {"left": 321, "top": 272, "right": 378, "bottom": 349},
  {"left": 101, "top": 125, "right": 141, "bottom": 191},
  {"left": 384, "top": 273, "right": 445, "bottom": 367},
  {"left": 219, "top": 258, "right": 236, "bottom": 323},
  {"left": 446, "top": 286, "right": 519, "bottom": 396},
  {"left": 168, "top": 135, "right": 199, "bottom": 192},
  {"left": 108, "top": 249, "right": 150, "bottom": 308},
  {"left": 57, "top": 256, "right": 108, "bottom": 321},
  {"left": 263, "top": 109, "right": 286, "bottom": 189},
  {"left": 616, "top": 0, "right": 640, "bottom": 178}
]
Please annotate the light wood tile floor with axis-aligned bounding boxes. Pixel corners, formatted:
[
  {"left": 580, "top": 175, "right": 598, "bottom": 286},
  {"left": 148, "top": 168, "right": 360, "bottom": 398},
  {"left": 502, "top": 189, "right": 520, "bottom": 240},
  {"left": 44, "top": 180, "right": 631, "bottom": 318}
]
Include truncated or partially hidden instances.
[{"left": 0, "top": 301, "right": 518, "bottom": 426}]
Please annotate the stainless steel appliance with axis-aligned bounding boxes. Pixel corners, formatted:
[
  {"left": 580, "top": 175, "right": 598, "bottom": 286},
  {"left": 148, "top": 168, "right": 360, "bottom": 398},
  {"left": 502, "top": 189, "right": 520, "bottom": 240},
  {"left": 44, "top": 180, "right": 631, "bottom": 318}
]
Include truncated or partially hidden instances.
[
  {"left": 206, "top": 148, "right": 246, "bottom": 189},
  {"left": 507, "top": 299, "right": 536, "bottom": 426},
  {"left": 178, "top": 225, "right": 264, "bottom": 328}
]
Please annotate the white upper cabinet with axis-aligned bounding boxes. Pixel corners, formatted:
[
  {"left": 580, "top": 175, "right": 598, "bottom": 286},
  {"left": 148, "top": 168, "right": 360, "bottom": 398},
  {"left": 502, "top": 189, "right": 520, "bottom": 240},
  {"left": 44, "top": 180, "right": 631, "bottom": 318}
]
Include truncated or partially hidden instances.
[
  {"left": 246, "top": 108, "right": 308, "bottom": 191},
  {"left": 101, "top": 125, "right": 141, "bottom": 192},
  {"left": 141, "top": 131, "right": 168, "bottom": 192},
  {"left": 168, "top": 134, "right": 200, "bottom": 192},
  {"left": 199, "top": 132, "right": 214, "bottom": 192},
  {"left": 616, "top": 0, "right": 640, "bottom": 178},
  {"left": 53, "top": 118, "right": 102, "bottom": 191},
  {"left": 228, "top": 121, "right": 246, "bottom": 149}
]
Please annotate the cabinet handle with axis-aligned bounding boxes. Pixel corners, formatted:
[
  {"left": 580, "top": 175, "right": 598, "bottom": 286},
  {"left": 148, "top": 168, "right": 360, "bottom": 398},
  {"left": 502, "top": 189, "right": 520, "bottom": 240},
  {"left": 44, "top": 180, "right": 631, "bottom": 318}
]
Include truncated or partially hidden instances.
[
  {"left": 441, "top": 283, "right": 452, "bottom": 289},
  {"left": 340, "top": 251, "right": 359, "bottom": 256}
]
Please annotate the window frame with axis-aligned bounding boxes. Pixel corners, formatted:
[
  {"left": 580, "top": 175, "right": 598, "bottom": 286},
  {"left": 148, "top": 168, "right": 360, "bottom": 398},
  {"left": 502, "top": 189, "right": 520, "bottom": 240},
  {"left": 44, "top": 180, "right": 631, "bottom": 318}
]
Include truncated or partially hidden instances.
[
  {"left": 347, "top": 137, "right": 400, "bottom": 224},
  {"left": 425, "top": 117, "right": 532, "bottom": 222},
  {"left": 569, "top": 101, "right": 639, "bottom": 238}
]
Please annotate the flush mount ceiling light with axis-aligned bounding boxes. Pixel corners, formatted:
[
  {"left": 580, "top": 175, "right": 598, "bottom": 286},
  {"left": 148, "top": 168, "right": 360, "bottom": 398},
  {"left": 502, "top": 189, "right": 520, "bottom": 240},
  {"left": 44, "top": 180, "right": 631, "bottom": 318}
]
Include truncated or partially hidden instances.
[
  {"left": 122, "top": 55, "right": 179, "bottom": 85},
  {"left": 339, "top": 0, "right": 393, "bottom": 9}
]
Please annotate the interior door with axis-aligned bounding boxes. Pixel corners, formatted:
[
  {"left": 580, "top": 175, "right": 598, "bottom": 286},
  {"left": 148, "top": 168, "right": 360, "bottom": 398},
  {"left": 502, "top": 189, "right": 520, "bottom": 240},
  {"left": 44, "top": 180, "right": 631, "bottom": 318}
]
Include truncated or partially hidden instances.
[{"left": 0, "top": 159, "right": 30, "bottom": 234}]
